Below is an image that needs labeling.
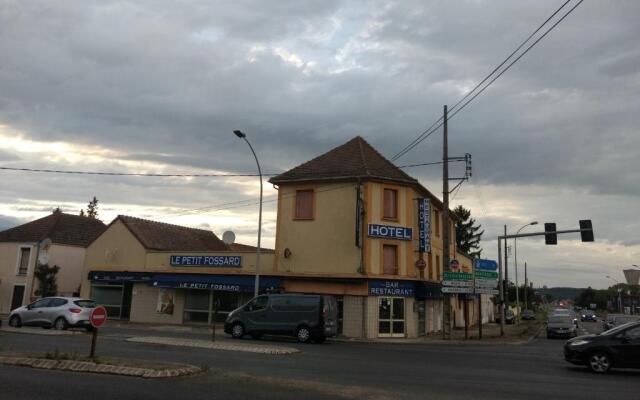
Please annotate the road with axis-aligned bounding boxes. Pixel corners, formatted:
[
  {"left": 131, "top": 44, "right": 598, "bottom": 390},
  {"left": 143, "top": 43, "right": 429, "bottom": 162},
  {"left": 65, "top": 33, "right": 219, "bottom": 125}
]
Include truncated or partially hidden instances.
[{"left": 1, "top": 320, "right": 638, "bottom": 400}]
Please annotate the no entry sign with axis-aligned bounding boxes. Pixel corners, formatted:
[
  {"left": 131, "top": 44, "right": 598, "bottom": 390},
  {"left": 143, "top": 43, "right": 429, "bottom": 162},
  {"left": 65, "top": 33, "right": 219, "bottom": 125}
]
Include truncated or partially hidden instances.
[{"left": 90, "top": 306, "right": 107, "bottom": 328}]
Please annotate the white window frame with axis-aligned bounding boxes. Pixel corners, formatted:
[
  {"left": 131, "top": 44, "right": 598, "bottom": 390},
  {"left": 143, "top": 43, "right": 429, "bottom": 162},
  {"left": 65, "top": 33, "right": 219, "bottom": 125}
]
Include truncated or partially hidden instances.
[{"left": 15, "top": 246, "right": 33, "bottom": 276}]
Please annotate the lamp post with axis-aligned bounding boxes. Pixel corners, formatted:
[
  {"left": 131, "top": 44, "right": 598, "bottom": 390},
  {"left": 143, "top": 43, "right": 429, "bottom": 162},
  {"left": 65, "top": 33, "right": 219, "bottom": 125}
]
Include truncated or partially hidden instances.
[
  {"left": 233, "top": 130, "right": 263, "bottom": 298},
  {"left": 514, "top": 221, "right": 538, "bottom": 323},
  {"left": 606, "top": 275, "right": 622, "bottom": 313}
]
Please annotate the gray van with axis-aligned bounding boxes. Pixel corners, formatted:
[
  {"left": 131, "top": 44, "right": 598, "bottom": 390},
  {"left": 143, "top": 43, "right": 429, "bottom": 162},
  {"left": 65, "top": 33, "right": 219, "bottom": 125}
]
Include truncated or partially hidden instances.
[{"left": 224, "top": 294, "right": 338, "bottom": 343}]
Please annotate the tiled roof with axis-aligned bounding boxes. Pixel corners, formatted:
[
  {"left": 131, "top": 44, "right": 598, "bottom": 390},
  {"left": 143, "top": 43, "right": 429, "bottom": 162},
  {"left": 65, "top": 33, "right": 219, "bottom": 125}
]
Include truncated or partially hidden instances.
[
  {"left": 269, "top": 136, "right": 418, "bottom": 185},
  {"left": 116, "top": 215, "right": 229, "bottom": 252},
  {"left": 0, "top": 212, "right": 107, "bottom": 247},
  {"left": 229, "top": 243, "right": 275, "bottom": 253}
]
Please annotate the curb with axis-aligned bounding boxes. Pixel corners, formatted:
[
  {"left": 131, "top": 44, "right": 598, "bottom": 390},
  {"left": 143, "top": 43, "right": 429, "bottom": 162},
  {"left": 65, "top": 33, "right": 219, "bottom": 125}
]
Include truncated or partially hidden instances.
[
  {"left": 0, "top": 327, "right": 86, "bottom": 336},
  {"left": 126, "top": 336, "right": 300, "bottom": 355},
  {"left": 0, "top": 355, "right": 203, "bottom": 379}
]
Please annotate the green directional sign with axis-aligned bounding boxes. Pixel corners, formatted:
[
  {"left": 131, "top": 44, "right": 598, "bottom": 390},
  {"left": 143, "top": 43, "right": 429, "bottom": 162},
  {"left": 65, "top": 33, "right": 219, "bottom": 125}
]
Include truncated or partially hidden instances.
[
  {"left": 443, "top": 272, "right": 473, "bottom": 281},
  {"left": 474, "top": 270, "right": 498, "bottom": 279}
]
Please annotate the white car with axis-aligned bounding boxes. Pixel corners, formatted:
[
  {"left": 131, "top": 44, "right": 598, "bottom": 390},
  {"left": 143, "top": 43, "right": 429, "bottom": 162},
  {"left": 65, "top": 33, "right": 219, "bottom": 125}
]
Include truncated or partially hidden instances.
[{"left": 9, "top": 297, "right": 97, "bottom": 331}]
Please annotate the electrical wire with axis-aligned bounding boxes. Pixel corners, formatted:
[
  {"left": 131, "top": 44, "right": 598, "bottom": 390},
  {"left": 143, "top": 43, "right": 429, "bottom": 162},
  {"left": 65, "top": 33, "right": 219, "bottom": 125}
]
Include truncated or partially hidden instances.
[
  {"left": 390, "top": 0, "right": 582, "bottom": 162},
  {"left": 0, "top": 166, "right": 275, "bottom": 178}
]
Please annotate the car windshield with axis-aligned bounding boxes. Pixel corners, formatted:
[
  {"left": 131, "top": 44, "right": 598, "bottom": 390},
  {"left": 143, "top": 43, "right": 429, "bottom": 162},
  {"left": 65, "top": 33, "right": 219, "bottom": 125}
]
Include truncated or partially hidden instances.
[
  {"left": 74, "top": 300, "right": 97, "bottom": 308},
  {"left": 548, "top": 316, "right": 571, "bottom": 324}
]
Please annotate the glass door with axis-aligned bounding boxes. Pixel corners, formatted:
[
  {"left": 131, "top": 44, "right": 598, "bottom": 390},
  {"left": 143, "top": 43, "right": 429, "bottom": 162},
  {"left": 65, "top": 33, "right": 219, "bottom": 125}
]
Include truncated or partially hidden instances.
[{"left": 378, "top": 297, "right": 405, "bottom": 337}]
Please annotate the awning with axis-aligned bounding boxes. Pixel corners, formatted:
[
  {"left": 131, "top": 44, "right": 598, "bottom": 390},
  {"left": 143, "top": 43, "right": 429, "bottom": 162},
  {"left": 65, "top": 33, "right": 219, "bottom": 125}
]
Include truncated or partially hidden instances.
[
  {"left": 150, "top": 274, "right": 282, "bottom": 293},
  {"left": 89, "top": 271, "right": 154, "bottom": 283},
  {"left": 415, "top": 281, "right": 443, "bottom": 299}
]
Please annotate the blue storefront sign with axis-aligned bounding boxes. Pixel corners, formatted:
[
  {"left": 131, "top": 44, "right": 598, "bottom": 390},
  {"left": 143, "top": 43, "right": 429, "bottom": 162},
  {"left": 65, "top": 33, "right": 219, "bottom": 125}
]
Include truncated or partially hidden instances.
[
  {"left": 369, "top": 280, "right": 415, "bottom": 297},
  {"left": 418, "top": 198, "right": 431, "bottom": 253},
  {"left": 473, "top": 258, "right": 498, "bottom": 271},
  {"left": 367, "top": 224, "right": 412, "bottom": 241},
  {"left": 170, "top": 255, "right": 242, "bottom": 267}
]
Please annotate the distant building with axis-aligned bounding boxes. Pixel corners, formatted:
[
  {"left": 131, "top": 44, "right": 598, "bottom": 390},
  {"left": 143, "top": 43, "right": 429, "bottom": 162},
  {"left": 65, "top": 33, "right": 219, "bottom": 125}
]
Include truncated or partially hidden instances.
[{"left": 0, "top": 211, "right": 107, "bottom": 313}]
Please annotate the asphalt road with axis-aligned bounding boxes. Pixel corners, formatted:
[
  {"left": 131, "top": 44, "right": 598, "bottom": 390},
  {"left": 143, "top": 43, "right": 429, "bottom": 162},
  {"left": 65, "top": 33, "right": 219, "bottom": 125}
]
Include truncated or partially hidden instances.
[{"left": 1, "top": 320, "right": 638, "bottom": 400}]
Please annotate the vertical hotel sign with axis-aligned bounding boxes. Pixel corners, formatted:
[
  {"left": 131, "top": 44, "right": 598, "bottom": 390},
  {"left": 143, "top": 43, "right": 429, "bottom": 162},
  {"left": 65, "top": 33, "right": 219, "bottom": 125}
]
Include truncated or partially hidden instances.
[{"left": 418, "top": 198, "right": 431, "bottom": 253}]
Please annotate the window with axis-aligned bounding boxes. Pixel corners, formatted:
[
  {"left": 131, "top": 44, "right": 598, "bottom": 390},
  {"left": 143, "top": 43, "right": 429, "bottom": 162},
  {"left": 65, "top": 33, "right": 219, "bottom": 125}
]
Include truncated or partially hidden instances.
[
  {"left": 49, "top": 298, "right": 68, "bottom": 307},
  {"left": 29, "top": 298, "right": 52, "bottom": 309},
  {"left": 434, "top": 210, "right": 440, "bottom": 237},
  {"left": 436, "top": 255, "right": 441, "bottom": 280},
  {"left": 383, "top": 245, "right": 398, "bottom": 275},
  {"left": 383, "top": 189, "right": 398, "bottom": 219},
  {"left": 18, "top": 247, "right": 30, "bottom": 275},
  {"left": 295, "top": 189, "right": 314, "bottom": 219},
  {"left": 428, "top": 253, "right": 433, "bottom": 280}
]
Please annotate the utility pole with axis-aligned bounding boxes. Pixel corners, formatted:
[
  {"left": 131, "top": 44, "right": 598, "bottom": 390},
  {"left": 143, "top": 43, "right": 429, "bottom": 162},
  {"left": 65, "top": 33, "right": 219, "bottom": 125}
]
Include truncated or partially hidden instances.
[
  {"left": 442, "top": 105, "right": 452, "bottom": 340},
  {"left": 504, "top": 225, "right": 509, "bottom": 311},
  {"left": 498, "top": 237, "right": 505, "bottom": 336},
  {"left": 524, "top": 262, "right": 528, "bottom": 310}
]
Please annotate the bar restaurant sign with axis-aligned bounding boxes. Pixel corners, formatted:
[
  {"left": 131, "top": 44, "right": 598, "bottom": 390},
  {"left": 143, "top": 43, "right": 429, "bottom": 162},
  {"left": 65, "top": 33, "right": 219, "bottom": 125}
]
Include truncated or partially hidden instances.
[
  {"left": 369, "top": 280, "right": 415, "bottom": 297},
  {"left": 170, "top": 255, "right": 242, "bottom": 267},
  {"left": 368, "top": 224, "right": 412, "bottom": 241}
]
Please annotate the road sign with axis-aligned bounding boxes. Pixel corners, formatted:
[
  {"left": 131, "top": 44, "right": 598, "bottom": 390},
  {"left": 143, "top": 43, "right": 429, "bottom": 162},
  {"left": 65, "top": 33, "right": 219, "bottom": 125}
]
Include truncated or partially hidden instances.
[
  {"left": 90, "top": 306, "right": 107, "bottom": 328},
  {"left": 474, "top": 278, "right": 498, "bottom": 287},
  {"left": 473, "top": 259, "right": 498, "bottom": 271},
  {"left": 442, "top": 286, "right": 474, "bottom": 294},
  {"left": 443, "top": 271, "right": 473, "bottom": 281},
  {"left": 474, "top": 270, "right": 498, "bottom": 279},
  {"left": 474, "top": 288, "right": 499, "bottom": 295},
  {"left": 442, "top": 280, "right": 473, "bottom": 287}
]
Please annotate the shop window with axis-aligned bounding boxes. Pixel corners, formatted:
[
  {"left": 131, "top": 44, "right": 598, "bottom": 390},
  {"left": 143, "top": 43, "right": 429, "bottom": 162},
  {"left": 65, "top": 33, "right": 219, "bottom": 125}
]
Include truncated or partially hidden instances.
[
  {"left": 295, "top": 189, "right": 314, "bottom": 219},
  {"left": 91, "top": 285, "right": 124, "bottom": 318},
  {"left": 17, "top": 247, "right": 30, "bottom": 275},
  {"left": 383, "top": 245, "right": 398, "bottom": 275},
  {"left": 383, "top": 189, "right": 398, "bottom": 219},
  {"left": 184, "top": 290, "right": 245, "bottom": 324}
]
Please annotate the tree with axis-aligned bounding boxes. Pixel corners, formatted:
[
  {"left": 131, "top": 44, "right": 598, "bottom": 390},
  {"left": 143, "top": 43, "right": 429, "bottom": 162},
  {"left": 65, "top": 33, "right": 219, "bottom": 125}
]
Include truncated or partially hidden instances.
[
  {"left": 34, "top": 263, "right": 60, "bottom": 297},
  {"left": 453, "top": 205, "right": 484, "bottom": 258},
  {"left": 79, "top": 196, "right": 99, "bottom": 219}
]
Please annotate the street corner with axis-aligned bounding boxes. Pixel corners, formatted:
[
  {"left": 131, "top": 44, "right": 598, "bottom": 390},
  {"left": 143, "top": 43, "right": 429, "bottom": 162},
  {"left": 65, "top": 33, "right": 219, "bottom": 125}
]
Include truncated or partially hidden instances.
[
  {"left": 125, "top": 336, "right": 301, "bottom": 355},
  {"left": 0, "top": 353, "right": 205, "bottom": 379}
]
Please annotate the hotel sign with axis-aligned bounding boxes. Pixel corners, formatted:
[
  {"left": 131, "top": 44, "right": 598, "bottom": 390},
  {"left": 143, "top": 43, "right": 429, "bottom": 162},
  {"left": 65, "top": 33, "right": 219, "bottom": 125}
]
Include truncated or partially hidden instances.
[
  {"left": 367, "top": 224, "right": 412, "bottom": 241},
  {"left": 418, "top": 198, "right": 431, "bottom": 252},
  {"left": 170, "top": 255, "right": 242, "bottom": 267}
]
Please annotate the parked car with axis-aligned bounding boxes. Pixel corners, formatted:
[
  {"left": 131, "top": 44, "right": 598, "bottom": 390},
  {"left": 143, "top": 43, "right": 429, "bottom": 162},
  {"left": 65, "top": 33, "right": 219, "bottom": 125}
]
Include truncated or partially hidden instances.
[
  {"left": 8, "top": 297, "right": 97, "bottom": 331},
  {"left": 603, "top": 314, "right": 640, "bottom": 331},
  {"left": 521, "top": 309, "right": 536, "bottom": 320},
  {"left": 224, "top": 294, "right": 338, "bottom": 343},
  {"left": 495, "top": 309, "right": 515, "bottom": 324},
  {"left": 564, "top": 321, "right": 640, "bottom": 373},
  {"left": 547, "top": 315, "right": 578, "bottom": 339},
  {"left": 580, "top": 310, "right": 597, "bottom": 322}
]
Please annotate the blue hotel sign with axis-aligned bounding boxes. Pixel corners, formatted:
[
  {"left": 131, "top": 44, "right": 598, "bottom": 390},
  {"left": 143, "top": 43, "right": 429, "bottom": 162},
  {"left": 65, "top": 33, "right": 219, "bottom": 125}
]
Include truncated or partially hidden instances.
[
  {"left": 367, "top": 224, "right": 412, "bottom": 241},
  {"left": 170, "top": 255, "right": 242, "bottom": 267},
  {"left": 369, "top": 280, "right": 415, "bottom": 297},
  {"left": 418, "top": 198, "right": 431, "bottom": 253}
]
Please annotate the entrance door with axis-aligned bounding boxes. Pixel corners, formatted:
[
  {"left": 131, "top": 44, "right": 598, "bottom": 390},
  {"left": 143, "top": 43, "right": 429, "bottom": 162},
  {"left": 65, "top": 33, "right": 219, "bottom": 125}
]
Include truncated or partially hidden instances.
[
  {"left": 378, "top": 297, "right": 405, "bottom": 337},
  {"left": 10, "top": 285, "right": 25, "bottom": 311}
]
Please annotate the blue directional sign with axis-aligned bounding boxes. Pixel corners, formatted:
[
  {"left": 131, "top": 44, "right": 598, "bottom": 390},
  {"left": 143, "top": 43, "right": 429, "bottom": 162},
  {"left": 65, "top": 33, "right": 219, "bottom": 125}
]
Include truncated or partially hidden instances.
[{"left": 473, "top": 258, "right": 498, "bottom": 271}]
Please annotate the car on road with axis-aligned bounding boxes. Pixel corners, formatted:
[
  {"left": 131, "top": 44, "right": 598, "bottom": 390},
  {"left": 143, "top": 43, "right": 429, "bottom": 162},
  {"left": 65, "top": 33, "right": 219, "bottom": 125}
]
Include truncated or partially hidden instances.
[
  {"left": 552, "top": 308, "right": 578, "bottom": 325},
  {"left": 521, "top": 309, "right": 535, "bottom": 320},
  {"left": 495, "top": 309, "right": 515, "bottom": 324},
  {"left": 581, "top": 310, "right": 597, "bottom": 322},
  {"left": 564, "top": 321, "right": 640, "bottom": 373},
  {"left": 8, "top": 297, "right": 97, "bottom": 330},
  {"left": 603, "top": 314, "right": 640, "bottom": 331},
  {"left": 224, "top": 294, "right": 338, "bottom": 343},
  {"left": 547, "top": 315, "right": 578, "bottom": 339}
]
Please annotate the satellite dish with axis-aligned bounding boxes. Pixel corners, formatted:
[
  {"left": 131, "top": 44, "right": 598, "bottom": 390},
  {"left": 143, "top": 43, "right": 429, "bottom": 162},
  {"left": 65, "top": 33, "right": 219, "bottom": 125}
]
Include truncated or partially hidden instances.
[{"left": 222, "top": 231, "right": 236, "bottom": 245}]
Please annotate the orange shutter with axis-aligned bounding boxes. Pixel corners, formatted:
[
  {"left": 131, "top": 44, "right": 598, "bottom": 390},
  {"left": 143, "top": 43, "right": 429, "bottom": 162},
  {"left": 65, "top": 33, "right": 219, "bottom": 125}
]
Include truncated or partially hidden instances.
[
  {"left": 383, "top": 189, "right": 397, "bottom": 219},
  {"left": 383, "top": 245, "right": 397, "bottom": 275},
  {"left": 295, "top": 190, "right": 314, "bottom": 219}
]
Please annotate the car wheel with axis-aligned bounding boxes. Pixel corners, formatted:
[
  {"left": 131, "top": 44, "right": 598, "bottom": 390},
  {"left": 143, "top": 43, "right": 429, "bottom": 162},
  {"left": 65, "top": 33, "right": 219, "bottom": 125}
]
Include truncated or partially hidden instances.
[
  {"left": 296, "top": 326, "right": 311, "bottom": 343},
  {"left": 231, "top": 323, "right": 244, "bottom": 339},
  {"left": 9, "top": 315, "right": 22, "bottom": 328},
  {"left": 588, "top": 352, "right": 612, "bottom": 374},
  {"left": 53, "top": 317, "right": 68, "bottom": 330}
]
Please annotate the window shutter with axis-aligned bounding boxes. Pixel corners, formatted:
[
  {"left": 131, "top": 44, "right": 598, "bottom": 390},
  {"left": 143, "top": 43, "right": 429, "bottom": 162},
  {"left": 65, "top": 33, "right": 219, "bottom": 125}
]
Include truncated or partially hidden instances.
[{"left": 383, "top": 245, "right": 397, "bottom": 275}]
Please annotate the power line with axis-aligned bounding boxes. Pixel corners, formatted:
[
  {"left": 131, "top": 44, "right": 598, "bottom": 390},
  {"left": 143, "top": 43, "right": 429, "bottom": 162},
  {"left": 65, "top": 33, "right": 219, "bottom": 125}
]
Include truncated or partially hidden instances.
[
  {"left": 0, "top": 166, "right": 275, "bottom": 178},
  {"left": 390, "top": 0, "right": 581, "bottom": 162}
]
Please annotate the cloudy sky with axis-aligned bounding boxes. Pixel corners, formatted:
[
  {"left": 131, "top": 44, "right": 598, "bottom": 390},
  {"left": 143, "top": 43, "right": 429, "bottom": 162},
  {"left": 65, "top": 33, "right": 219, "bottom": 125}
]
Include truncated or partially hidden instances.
[{"left": 1, "top": 0, "right": 638, "bottom": 289}]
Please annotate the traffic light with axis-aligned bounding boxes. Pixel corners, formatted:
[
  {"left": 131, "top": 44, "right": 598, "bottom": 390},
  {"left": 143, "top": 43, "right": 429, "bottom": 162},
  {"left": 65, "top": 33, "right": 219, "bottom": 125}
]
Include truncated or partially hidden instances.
[
  {"left": 579, "top": 220, "right": 594, "bottom": 242},
  {"left": 544, "top": 223, "right": 557, "bottom": 245}
]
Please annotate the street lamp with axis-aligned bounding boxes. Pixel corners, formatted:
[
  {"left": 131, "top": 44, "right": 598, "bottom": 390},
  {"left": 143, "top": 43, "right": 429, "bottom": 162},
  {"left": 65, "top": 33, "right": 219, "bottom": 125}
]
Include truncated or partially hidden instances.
[
  {"left": 233, "top": 130, "right": 263, "bottom": 298},
  {"left": 514, "top": 221, "right": 538, "bottom": 323}
]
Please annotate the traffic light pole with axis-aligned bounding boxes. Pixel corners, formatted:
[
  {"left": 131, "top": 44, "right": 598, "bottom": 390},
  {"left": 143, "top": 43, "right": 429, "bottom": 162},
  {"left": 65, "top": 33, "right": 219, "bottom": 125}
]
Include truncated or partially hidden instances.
[{"left": 499, "top": 227, "right": 591, "bottom": 241}]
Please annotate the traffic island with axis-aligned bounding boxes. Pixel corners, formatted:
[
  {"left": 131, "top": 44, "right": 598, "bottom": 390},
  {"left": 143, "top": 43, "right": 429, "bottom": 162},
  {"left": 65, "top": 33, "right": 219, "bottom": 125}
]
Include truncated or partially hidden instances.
[{"left": 0, "top": 352, "right": 204, "bottom": 378}]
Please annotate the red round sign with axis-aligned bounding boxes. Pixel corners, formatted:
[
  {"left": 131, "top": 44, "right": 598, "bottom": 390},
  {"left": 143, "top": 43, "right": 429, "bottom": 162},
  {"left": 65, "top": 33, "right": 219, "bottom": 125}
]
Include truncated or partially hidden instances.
[{"left": 90, "top": 306, "right": 107, "bottom": 328}]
